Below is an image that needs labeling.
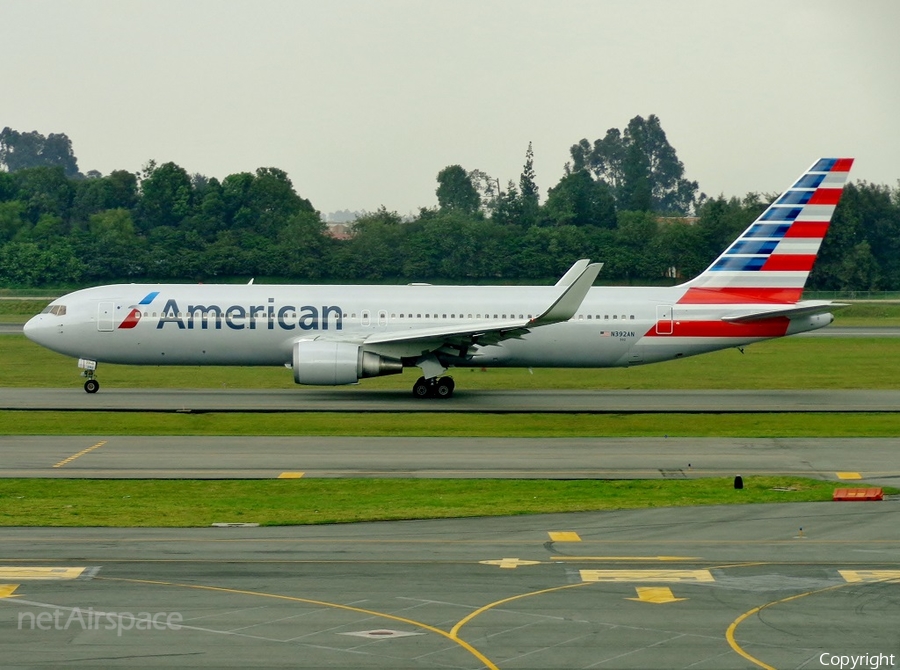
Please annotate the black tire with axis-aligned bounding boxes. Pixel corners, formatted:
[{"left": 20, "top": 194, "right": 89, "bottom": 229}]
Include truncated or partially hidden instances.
[
  {"left": 443, "top": 377, "right": 455, "bottom": 393},
  {"left": 435, "top": 378, "right": 453, "bottom": 398},
  {"left": 84, "top": 379, "right": 100, "bottom": 394},
  {"left": 413, "top": 378, "right": 431, "bottom": 398}
]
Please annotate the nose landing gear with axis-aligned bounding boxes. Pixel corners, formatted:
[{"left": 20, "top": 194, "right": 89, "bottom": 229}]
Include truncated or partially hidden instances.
[{"left": 79, "top": 359, "right": 99, "bottom": 393}]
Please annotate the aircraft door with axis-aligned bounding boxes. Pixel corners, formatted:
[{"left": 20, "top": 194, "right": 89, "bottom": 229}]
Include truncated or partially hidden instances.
[
  {"left": 656, "top": 305, "right": 674, "bottom": 335},
  {"left": 377, "top": 310, "right": 387, "bottom": 327},
  {"left": 98, "top": 302, "right": 115, "bottom": 332}
]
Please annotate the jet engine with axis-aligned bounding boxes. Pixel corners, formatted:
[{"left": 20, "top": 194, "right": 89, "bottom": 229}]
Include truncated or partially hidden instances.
[{"left": 292, "top": 340, "right": 403, "bottom": 385}]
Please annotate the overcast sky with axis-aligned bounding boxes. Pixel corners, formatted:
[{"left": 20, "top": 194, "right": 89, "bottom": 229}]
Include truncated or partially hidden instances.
[{"left": 4, "top": 1, "right": 899, "bottom": 217}]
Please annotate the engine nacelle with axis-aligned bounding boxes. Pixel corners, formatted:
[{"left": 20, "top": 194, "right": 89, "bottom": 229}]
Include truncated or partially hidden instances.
[{"left": 292, "top": 340, "right": 403, "bottom": 385}]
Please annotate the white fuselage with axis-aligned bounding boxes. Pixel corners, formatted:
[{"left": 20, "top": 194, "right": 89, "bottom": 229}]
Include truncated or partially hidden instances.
[{"left": 23, "top": 282, "right": 833, "bottom": 373}]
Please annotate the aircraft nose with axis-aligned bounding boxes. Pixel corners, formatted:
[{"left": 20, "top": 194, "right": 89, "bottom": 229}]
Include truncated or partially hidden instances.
[{"left": 23, "top": 315, "right": 46, "bottom": 344}]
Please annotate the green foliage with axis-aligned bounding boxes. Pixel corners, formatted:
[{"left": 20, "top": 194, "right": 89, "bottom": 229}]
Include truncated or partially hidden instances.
[
  {"left": 136, "top": 160, "right": 193, "bottom": 231},
  {"left": 544, "top": 171, "right": 616, "bottom": 228},
  {"left": 0, "top": 120, "right": 898, "bottom": 289},
  {"left": 436, "top": 164, "right": 481, "bottom": 215},
  {"left": 570, "top": 114, "right": 698, "bottom": 214},
  {"left": 0, "top": 127, "right": 81, "bottom": 177}
]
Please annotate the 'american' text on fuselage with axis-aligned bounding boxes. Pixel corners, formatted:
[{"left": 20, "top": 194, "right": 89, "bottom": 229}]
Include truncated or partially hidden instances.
[{"left": 156, "top": 298, "right": 344, "bottom": 331}]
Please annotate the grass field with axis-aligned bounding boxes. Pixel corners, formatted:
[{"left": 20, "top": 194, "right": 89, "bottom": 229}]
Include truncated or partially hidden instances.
[
  {"left": 0, "top": 477, "right": 873, "bottom": 527},
  {"left": 3, "top": 410, "right": 900, "bottom": 437}
]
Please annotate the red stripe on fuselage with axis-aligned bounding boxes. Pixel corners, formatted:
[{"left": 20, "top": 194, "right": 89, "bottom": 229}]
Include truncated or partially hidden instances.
[
  {"left": 784, "top": 221, "right": 829, "bottom": 238},
  {"left": 761, "top": 254, "right": 817, "bottom": 272},
  {"left": 643, "top": 318, "right": 789, "bottom": 338},
  {"left": 677, "top": 287, "right": 803, "bottom": 304}
]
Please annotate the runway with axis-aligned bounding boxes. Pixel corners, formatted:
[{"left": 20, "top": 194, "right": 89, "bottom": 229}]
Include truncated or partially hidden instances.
[
  {"left": 1, "top": 502, "right": 898, "bottom": 668},
  {"left": 4, "top": 387, "right": 900, "bottom": 413},
  {"left": 3, "top": 435, "right": 900, "bottom": 487}
]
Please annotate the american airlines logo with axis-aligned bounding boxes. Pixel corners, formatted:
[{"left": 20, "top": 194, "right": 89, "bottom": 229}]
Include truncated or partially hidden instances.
[
  {"left": 155, "top": 298, "right": 344, "bottom": 331},
  {"left": 117, "top": 291, "right": 159, "bottom": 330}
]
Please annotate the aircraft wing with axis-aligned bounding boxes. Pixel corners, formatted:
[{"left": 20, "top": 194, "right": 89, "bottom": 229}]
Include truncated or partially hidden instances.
[
  {"left": 722, "top": 301, "right": 848, "bottom": 324},
  {"left": 363, "top": 262, "right": 602, "bottom": 355}
]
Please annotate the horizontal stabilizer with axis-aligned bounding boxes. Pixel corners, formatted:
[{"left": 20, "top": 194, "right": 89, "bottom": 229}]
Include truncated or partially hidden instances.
[{"left": 722, "top": 301, "right": 848, "bottom": 323}]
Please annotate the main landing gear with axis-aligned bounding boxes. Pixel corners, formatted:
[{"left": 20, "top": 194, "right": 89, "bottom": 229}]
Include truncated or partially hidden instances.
[{"left": 412, "top": 376, "right": 455, "bottom": 399}]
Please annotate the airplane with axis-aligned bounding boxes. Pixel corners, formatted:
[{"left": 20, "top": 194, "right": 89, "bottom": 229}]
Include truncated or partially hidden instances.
[{"left": 24, "top": 158, "right": 853, "bottom": 399}]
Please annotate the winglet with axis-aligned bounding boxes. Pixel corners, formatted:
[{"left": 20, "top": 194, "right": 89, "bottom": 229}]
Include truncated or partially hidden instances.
[
  {"left": 531, "top": 263, "right": 602, "bottom": 326},
  {"left": 554, "top": 259, "right": 590, "bottom": 287}
]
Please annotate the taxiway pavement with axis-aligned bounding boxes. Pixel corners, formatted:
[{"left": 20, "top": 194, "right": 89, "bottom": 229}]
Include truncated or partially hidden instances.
[
  {"left": 1, "top": 502, "right": 898, "bottom": 668},
  {"left": 2, "top": 435, "right": 899, "bottom": 487}
]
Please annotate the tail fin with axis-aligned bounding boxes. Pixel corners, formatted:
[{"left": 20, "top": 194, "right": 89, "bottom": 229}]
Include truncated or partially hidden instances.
[{"left": 679, "top": 158, "right": 854, "bottom": 305}]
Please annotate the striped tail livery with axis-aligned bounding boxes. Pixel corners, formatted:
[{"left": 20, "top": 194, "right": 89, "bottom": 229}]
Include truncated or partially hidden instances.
[
  {"left": 681, "top": 157, "right": 853, "bottom": 305},
  {"left": 635, "top": 157, "right": 854, "bottom": 360}
]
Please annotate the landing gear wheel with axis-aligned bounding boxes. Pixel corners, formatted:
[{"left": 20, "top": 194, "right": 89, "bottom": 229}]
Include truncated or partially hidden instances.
[
  {"left": 84, "top": 379, "right": 100, "bottom": 394},
  {"left": 412, "top": 377, "right": 431, "bottom": 398},
  {"left": 435, "top": 378, "right": 454, "bottom": 398}
]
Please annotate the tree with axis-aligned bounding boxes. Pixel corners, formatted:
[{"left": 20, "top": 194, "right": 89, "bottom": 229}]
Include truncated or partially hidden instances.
[
  {"left": 838, "top": 241, "right": 879, "bottom": 291},
  {"left": 569, "top": 115, "right": 697, "bottom": 214},
  {"left": 0, "top": 201, "right": 27, "bottom": 243},
  {"left": 136, "top": 161, "right": 193, "bottom": 231},
  {"left": 435, "top": 165, "right": 481, "bottom": 215},
  {"left": 221, "top": 168, "right": 314, "bottom": 236},
  {"left": 519, "top": 142, "right": 540, "bottom": 226},
  {"left": 75, "top": 208, "right": 144, "bottom": 280},
  {"left": 71, "top": 170, "right": 138, "bottom": 223},
  {"left": 0, "top": 127, "right": 81, "bottom": 177},
  {"left": 543, "top": 171, "right": 616, "bottom": 228},
  {"left": 12, "top": 166, "right": 74, "bottom": 222}
]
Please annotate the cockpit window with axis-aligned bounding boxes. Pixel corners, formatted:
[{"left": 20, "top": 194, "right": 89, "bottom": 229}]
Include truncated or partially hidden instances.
[{"left": 41, "top": 305, "right": 67, "bottom": 316}]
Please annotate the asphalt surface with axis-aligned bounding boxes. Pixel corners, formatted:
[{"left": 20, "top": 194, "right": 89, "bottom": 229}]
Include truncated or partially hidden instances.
[
  {"left": 2, "top": 435, "right": 900, "bottom": 487},
  {"left": 4, "top": 387, "right": 900, "bottom": 413},
  {"left": 1, "top": 502, "right": 899, "bottom": 669}
]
